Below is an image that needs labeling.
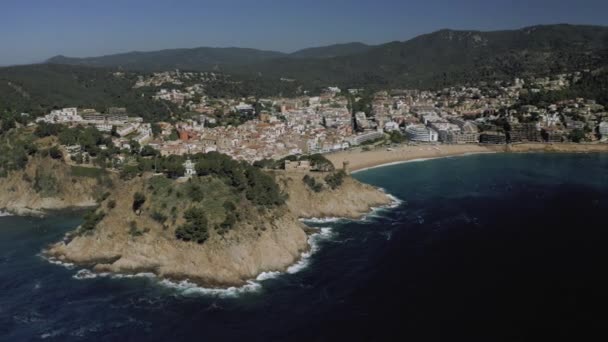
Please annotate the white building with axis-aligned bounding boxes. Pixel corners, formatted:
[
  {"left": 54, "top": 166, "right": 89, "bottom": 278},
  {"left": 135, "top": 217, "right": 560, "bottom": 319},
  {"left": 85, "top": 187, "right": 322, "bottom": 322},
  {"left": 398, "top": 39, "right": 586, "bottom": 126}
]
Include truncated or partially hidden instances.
[
  {"left": 599, "top": 122, "right": 608, "bottom": 140},
  {"left": 349, "top": 131, "right": 385, "bottom": 145},
  {"left": 36, "top": 107, "right": 83, "bottom": 123},
  {"left": 383, "top": 121, "right": 400, "bottom": 132},
  {"left": 405, "top": 124, "right": 438, "bottom": 142},
  {"left": 183, "top": 159, "right": 196, "bottom": 178}
]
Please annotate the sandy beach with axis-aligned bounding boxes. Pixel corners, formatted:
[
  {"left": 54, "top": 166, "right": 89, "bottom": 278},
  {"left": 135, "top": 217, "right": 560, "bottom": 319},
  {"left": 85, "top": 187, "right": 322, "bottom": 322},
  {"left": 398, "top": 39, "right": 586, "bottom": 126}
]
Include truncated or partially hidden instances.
[{"left": 326, "top": 143, "right": 608, "bottom": 172}]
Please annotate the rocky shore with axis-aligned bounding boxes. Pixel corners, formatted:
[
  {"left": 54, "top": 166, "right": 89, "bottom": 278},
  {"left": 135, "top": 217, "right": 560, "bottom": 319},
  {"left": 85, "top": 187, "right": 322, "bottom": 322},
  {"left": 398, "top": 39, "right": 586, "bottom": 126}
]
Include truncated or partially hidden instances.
[
  {"left": 0, "top": 157, "right": 110, "bottom": 216},
  {"left": 43, "top": 171, "right": 392, "bottom": 287}
]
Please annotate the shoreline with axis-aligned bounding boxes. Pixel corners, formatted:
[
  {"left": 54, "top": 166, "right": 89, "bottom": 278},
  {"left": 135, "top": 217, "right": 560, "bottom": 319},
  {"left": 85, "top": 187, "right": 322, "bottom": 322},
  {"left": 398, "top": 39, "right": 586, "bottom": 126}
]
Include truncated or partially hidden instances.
[
  {"left": 327, "top": 143, "right": 608, "bottom": 173},
  {"left": 45, "top": 194, "right": 401, "bottom": 295},
  {"left": 351, "top": 151, "right": 498, "bottom": 174}
]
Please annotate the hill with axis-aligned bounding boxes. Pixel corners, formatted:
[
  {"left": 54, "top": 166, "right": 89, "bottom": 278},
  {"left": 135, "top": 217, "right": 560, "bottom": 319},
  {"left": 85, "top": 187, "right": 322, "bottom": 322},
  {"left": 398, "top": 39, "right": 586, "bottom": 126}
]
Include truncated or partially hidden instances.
[
  {"left": 245, "top": 24, "right": 608, "bottom": 88},
  {"left": 0, "top": 63, "right": 178, "bottom": 120},
  {"left": 289, "top": 42, "right": 372, "bottom": 59},
  {"left": 0, "top": 64, "right": 302, "bottom": 120},
  {"left": 44, "top": 24, "right": 608, "bottom": 89},
  {"left": 47, "top": 47, "right": 286, "bottom": 72}
]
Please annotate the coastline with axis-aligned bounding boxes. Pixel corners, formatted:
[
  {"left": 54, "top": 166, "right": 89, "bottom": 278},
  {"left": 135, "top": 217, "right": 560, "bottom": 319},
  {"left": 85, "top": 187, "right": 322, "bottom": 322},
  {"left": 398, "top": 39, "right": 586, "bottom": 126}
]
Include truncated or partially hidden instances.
[
  {"left": 43, "top": 193, "right": 401, "bottom": 296},
  {"left": 327, "top": 143, "right": 608, "bottom": 173},
  {"left": 43, "top": 172, "right": 394, "bottom": 290}
]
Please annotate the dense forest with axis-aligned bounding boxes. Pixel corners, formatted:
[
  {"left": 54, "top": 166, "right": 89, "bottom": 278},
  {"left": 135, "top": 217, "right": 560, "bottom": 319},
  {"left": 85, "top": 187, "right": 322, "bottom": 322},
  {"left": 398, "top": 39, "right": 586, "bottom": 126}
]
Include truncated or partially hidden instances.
[
  {"left": 42, "top": 24, "right": 608, "bottom": 89},
  {"left": 519, "top": 70, "right": 608, "bottom": 107},
  {"left": 0, "top": 64, "right": 303, "bottom": 121}
]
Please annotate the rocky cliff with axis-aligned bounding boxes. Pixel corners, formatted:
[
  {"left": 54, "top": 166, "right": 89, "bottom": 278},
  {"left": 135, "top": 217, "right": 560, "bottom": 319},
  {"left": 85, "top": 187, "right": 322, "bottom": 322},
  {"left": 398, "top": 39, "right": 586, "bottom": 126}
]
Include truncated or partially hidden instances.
[
  {"left": 44, "top": 171, "right": 391, "bottom": 287},
  {"left": 0, "top": 157, "right": 113, "bottom": 216},
  {"left": 278, "top": 172, "right": 392, "bottom": 219}
]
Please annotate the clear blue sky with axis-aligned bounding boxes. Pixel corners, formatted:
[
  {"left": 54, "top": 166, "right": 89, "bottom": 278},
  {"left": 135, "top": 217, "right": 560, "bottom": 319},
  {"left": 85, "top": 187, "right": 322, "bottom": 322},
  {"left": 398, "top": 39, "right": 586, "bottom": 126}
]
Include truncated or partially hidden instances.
[{"left": 1, "top": 0, "right": 607, "bottom": 65}]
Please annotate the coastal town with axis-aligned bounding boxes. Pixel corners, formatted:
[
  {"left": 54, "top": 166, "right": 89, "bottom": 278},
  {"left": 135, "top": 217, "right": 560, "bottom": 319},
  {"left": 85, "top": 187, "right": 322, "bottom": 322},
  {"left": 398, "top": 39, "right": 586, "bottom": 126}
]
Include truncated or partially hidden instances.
[{"left": 19, "top": 69, "right": 608, "bottom": 175}]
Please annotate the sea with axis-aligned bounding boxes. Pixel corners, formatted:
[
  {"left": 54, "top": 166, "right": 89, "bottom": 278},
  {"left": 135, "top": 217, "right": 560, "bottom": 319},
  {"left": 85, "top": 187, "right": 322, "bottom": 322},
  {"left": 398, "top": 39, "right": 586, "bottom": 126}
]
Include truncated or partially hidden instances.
[{"left": 1, "top": 153, "right": 607, "bottom": 341}]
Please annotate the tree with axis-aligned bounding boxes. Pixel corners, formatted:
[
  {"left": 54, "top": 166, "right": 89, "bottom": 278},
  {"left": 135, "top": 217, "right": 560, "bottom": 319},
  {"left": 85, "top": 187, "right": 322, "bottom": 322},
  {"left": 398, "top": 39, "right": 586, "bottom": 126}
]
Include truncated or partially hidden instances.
[
  {"left": 175, "top": 207, "right": 209, "bottom": 243},
  {"left": 129, "top": 140, "right": 141, "bottom": 154},
  {"left": 140, "top": 145, "right": 159, "bottom": 157},
  {"left": 569, "top": 129, "right": 586, "bottom": 143},
  {"left": 132, "top": 192, "right": 146, "bottom": 212},
  {"left": 389, "top": 131, "right": 405, "bottom": 144},
  {"left": 49, "top": 146, "right": 63, "bottom": 160},
  {"left": 168, "top": 129, "right": 179, "bottom": 141},
  {"left": 324, "top": 170, "right": 346, "bottom": 190},
  {"left": 151, "top": 123, "right": 161, "bottom": 137}
]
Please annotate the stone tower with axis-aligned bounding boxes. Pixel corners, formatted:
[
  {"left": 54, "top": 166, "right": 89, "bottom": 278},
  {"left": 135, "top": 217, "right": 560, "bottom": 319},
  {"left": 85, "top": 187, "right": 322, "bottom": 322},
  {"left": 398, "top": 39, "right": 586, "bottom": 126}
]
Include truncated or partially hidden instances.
[{"left": 343, "top": 161, "right": 350, "bottom": 175}]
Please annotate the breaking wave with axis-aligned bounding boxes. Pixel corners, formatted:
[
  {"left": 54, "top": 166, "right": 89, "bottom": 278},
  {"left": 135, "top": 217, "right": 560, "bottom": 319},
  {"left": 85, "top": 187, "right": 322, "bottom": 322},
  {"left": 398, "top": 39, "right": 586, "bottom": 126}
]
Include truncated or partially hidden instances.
[{"left": 51, "top": 227, "right": 336, "bottom": 298}]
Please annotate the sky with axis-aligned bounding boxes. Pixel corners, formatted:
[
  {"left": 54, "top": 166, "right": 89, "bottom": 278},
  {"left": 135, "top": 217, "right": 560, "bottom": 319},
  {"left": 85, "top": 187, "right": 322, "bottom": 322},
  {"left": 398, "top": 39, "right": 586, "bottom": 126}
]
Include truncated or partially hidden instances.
[{"left": 0, "top": 0, "right": 607, "bottom": 66}]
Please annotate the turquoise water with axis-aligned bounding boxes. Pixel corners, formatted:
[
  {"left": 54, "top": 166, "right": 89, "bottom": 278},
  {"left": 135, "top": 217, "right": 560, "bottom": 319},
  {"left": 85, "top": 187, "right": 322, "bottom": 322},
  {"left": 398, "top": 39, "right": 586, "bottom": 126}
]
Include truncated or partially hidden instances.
[{"left": 1, "top": 153, "right": 607, "bottom": 341}]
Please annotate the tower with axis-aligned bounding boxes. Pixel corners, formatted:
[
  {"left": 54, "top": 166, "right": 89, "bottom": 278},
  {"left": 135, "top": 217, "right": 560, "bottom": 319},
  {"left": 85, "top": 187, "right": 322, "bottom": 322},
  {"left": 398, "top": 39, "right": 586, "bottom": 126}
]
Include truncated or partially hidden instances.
[{"left": 343, "top": 161, "right": 350, "bottom": 175}]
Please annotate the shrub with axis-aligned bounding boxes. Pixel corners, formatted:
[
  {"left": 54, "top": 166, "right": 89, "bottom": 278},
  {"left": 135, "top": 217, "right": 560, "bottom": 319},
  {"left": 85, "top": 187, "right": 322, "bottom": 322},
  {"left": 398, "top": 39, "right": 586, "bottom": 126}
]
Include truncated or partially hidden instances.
[
  {"left": 80, "top": 210, "right": 105, "bottom": 233},
  {"left": 128, "top": 220, "right": 143, "bottom": 237},
  {"left": 175, "top": 207, "right": 209, "bottom": 244},
  {"left": 49, "top": 146, "right": 63, "bottom": 160},
  {"left": 187, "top": 183, "right": 204, "bottom": 201},
  {"left": 132, "top": 192, "right": 146, "bottom": 212},
  {"left": 107, "top": 199, "right": 116, "bottom": 209},
  {"left": 151, "top": 210, "right": 168, "bottom": 224},
  {"left": 33, "top": 169, "right": 58, "bottom": 196},
  {"left": 324, "top": 170, "right": 346, "bottom": 190},
  {"left": 220, "top": 212, "right": 237, "bottom": 230},
  {"left": 303, "top": 174, "right": 323, "bottom": 192}
]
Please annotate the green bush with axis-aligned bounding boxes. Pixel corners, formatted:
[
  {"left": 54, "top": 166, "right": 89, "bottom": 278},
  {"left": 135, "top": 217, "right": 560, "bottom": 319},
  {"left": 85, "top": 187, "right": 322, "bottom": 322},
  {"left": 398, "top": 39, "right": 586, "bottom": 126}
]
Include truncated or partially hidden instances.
[
  {"left": 132, "top": 192, "right": 146, "bottom": 212},
  {"left": 151, "top": 210, "right": 168, "bottom": 224},
  {"left": 49, "top": 146, "right": 63, "bottom": 160},
  {"left": 303, "top": 175, "right": 323, "bottom": 192},
  {"left": 107, "top": 199, "right": 116, "bottom": 209},
  {"left": 175, "top": 207, "right": 209, "bottom": 244},
  {"left": 187, "top": 183, "right": 204, "bottom": 201},
  {"left": 80, "top": 210, "right": 105, "bottom": 233},
  {"left": 324, "top": 170, "right": 346, "bottom": 190},
  {"left": 71, "top": 166, "right": 105, "bottom": 178},
  {"left": 33, "top": 169, "right": 58, "bottom": 196}
]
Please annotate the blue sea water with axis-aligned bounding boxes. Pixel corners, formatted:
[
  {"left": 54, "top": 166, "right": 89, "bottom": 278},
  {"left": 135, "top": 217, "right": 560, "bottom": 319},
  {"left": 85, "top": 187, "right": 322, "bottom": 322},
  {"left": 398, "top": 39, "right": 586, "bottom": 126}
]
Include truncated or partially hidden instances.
[{"left": 1, "top": 153, "right": 608, "bottom": 341}]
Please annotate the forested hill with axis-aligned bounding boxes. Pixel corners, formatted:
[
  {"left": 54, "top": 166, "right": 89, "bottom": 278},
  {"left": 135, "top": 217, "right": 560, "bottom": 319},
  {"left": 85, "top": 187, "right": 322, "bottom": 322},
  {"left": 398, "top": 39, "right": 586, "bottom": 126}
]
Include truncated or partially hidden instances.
[
  {"left": 288, "top": 42, "right": 373, "bottom": 59},
  {"left": 45, "top": 24, "right": 608, "bottom": 89},
  {"left": 241, "top": 24, "right": 608, "bottom": 88},
  {"left": 47, "top": 47, "right": 286, "bottom": 72},
  {"left": 0, "top": 64, "right": 302, "bottom": 121},
  {"left": 0, "top": 64, "right": 177, "bottom": 120}
]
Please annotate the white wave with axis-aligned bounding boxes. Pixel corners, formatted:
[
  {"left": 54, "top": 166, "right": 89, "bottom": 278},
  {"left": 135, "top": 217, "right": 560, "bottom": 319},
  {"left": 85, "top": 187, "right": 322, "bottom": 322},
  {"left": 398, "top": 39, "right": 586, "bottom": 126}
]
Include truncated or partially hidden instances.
[
  {"left": 73, "top": 269, "right": 110, "bottom": 280},
  {"left": 300, "top": 217, "right": 343, "bottom": 224},
  {"left": 256, "top": 271, "right": 282, "bottom": 281},
  {"left": 0, "top": 210, "right": 12, "bottom": 217},
  {"left": 287, "top": 227, "right": 334, "bottom": 274},
  {"left": 73, "top": 269, "right": 156, "bottom": 281},
  {"left": 44, "top": 256, "right": 76, "bottom": 269},
  {"left": 53, "top": 227, "right": 337, "bottom": 298},
  {"left": 41, "top": 329, "right": 64, "bottom": 339},
  {"left": 158, "top": 278, "right": 262, "bottom": 298}
]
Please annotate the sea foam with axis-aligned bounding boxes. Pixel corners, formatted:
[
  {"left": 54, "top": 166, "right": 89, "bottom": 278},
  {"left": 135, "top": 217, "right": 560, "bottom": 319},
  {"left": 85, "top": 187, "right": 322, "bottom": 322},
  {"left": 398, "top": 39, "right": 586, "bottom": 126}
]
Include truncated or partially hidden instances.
[{"left": 55, "top": 227, "right": 336, "bottom": 298}]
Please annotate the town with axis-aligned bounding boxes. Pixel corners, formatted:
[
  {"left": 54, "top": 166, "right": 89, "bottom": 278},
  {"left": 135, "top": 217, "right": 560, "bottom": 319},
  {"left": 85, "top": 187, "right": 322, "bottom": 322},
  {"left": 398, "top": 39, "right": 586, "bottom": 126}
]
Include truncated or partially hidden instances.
[{"left": 24, "top": 69, "right": 608, "bottom": 176}]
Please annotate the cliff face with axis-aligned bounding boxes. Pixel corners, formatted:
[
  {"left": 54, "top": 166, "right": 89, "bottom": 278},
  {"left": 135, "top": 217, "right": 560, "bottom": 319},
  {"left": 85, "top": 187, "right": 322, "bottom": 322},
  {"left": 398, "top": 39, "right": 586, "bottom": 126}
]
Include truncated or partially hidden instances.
[
  {"left": 45, "top": 171, "right": 391, "bottom": 287},
  {"left": 0, "top": 158, "right": 111, "bottom": 216},
  {"left": 278, "top": 172, "right": 392, "bottom": 219}
]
